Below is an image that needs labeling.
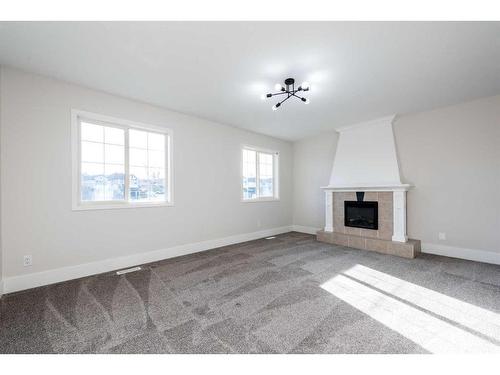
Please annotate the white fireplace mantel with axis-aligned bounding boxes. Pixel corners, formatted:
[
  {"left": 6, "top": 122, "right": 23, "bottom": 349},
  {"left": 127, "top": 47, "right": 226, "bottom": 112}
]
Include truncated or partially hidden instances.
[{"left": 321, "top": 184, "right": 411, "bottom": 192}]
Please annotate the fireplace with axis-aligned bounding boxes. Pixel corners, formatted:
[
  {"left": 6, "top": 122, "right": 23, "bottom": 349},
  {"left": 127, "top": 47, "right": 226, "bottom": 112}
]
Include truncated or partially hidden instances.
[
  {"left": 344, "top": 201, "right": 378, "bottom": 230},
  {"left": 318, "top": 116, "right": 420, "bottom": 258}
]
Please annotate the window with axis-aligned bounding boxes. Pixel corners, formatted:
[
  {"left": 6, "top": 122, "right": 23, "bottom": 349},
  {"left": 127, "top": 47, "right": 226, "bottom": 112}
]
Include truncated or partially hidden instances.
[
  {"left": 242, "top": 146, "right": 279, "bottom": 201},
  {"left": 72, "top": 110, "right": 172, "bottom": 209}
]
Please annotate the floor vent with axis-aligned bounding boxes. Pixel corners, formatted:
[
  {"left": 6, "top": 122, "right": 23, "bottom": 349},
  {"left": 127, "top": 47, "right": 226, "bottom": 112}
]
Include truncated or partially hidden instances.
[{"left": 116, "top": 266, "right": 142, "bottom": 275}]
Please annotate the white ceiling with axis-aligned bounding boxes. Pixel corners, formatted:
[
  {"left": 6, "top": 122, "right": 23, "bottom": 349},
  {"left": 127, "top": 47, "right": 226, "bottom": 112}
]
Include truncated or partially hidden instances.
[{"left": 0, "top": 22, "right": 499, "bottom": 141}]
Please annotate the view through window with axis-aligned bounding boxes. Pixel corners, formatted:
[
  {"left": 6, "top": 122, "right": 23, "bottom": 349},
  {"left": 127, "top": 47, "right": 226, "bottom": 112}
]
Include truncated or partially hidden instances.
[
  {"left": 242, "top": 147, "right": 278, "bottom": 200},
  {"left": 76, "top": 113, "right": 170, "bottom": 207}
]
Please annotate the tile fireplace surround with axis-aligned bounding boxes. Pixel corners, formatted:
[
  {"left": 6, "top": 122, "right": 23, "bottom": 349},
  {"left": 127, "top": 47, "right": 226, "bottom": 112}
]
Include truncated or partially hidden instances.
[{"left": 317, "top": 187, "right": 421, "bottom": 259}]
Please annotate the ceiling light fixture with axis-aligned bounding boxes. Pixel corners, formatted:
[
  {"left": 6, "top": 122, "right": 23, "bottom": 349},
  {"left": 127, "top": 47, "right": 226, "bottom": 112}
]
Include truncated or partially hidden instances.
[{"left": 262, "top": 78, "right": 310, "bottom": 110}]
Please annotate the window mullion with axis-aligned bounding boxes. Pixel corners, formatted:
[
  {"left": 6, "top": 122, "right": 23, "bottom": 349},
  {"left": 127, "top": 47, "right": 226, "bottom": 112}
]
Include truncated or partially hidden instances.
[
  {"left": 256, "top": 151, "right": 260, "bottom": 199},
  {"left": 102, "top": 133, "right": 106, "bottom": 200},
  {"left": 273, "top": 154, "right": 276, "bottom": 198},
  {"left": 166, "top": 135, "right": 170, "bottom": 202},
  {"left": 77, "top": 118, "right": 83, "bottom": 205},
  {"left": 273, "top": 154, "right": 279, "bottom": 198},
  {"left": 146, "top": 133, "right": 150, "bottom": 199},
  {"left": 124, "top": 128, "right": 130, "bottom": 202}
]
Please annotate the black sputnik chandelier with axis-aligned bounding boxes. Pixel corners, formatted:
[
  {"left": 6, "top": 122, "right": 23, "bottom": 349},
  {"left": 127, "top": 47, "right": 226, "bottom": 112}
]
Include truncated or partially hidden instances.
[{"left": 261, "top": 78, "right": 310, "bottom": 110}]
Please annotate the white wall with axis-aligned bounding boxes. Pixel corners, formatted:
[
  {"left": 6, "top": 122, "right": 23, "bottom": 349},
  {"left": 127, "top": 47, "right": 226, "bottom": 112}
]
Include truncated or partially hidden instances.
[
  {"left": 394, "top": 95, "right": 500, "bottom": 254},
  {"left": 0, "top": 68, "right": 2, "bottom": 295},
  {"left": 293, "top": 95, "right": 500, "bottom": 261},
  {"left": 0, "top": 67, "right": 293, "bottom": 289},
  {"left": 292, "top": 131, "right": 338, "bottom": 231}
]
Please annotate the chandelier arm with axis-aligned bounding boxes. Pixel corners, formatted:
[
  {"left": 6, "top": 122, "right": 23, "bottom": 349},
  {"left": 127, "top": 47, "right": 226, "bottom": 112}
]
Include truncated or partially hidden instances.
[
  {"left": 277, "top": 94, "right": 293, "bottom": 106},
  {"left": 270, "top": 91, "right": 289, "bottom": 97}
]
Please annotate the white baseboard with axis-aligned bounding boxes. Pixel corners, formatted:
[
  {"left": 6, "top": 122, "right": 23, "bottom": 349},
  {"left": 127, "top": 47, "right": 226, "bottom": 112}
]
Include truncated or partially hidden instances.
[
  {"left": 2, "top": 226, "right": 293, "bottom": 294},
  {"left": 6, "top": 229, "right": 496, "bottom": 295},
  {"left": 291, "top": 225, "right": 320, "bottom": 235},
  {"left": 422, "top": 242, "right": 500, "bottom": 265}
]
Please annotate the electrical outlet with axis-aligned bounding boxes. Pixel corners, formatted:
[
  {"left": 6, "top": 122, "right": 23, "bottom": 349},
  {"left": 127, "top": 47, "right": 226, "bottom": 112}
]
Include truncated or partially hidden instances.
[
  {"left": 438, "top": 232, "right": 446, "bottom": 241},
  {"left": 23, "top": 255, "right": 32, "bottom": 267}
]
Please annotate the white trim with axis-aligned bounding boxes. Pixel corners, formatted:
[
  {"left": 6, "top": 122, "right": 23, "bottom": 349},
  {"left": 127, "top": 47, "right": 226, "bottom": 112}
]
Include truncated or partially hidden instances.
[
  {"left": 336, "top": 114, "right": 397, "bottom": 132},
  {"left": 241, "top": 198, "right": 280, "bottom": 203},
  {"left": 422, "top": 243, "right": 500, "bottom": 265},
  {"left": 2, "top": 226, "right": 293, "bottom": 294},
  {"left": 73, "top": 109, "right": 170, "bottom": 133},
  {"left": 324, "top": 190, "right": 333, "bottom": 232},
  {"left": 392, "top": 190, "right": 408, "bottom": 243},
  {"left": 241, "top": 144, "right": 279, "bottom": 155},
  {"left": 71, "top": 109, "right": 174, "bottom": 210},
  {"left": 115, "top": 266, "right": 142, "bottom": 275},
  {"left": 321, "top": 184, "right": 411, "bottom": 192},
  {"left": 0, "top": 280, "right": 4, "bottom": 298},
  {"left": 73, "top": 202, "right": 174, "bottom": 211},
  {"left": 291, "top": 225, "right": 320, "bottom": 235}
]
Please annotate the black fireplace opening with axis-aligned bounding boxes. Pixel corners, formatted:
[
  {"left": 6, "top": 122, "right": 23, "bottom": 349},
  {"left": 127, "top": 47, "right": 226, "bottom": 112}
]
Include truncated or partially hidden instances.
[{"left": 344, "top": 201, "right": 378, "bottom": 230}]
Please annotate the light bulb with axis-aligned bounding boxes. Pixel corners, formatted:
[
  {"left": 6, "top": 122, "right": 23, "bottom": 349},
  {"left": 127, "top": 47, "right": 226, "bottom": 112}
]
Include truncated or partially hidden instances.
[
  {"left": 274, "top": 83, "right": 283, "bottom": 91},
  {"left": 260, "top": 94, "right": 266, "bottom": 100},
  {"left": 272, "top": 104, "right": 278, "bottom": 111},
  {"left": 301, "top": 81, "right": 310, "bottom": 90},
  {"left": 304, "top": 98, "right": 310, "bottom": 104}
]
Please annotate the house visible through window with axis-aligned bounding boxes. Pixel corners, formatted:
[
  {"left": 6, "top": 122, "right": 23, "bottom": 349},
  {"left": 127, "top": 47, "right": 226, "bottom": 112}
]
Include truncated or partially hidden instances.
[
  {"left": 73, "top": 110, "right": 172, "bottom": 209},
  {"left": 242, "top": 146, "right": 279, "bottom": 201}
]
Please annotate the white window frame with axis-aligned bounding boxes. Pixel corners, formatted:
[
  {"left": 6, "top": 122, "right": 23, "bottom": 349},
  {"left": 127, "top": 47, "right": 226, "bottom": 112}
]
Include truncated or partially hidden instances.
[
  {"left": 241, "top": 145, "right": 280, "bottom": 202},
  {"left": 71, "top": 109, "right": 173, "bottom": 210}
]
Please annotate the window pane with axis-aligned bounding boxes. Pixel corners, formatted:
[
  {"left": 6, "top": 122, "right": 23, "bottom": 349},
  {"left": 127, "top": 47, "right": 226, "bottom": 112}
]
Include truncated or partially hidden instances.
[
  {"left": 242, "top": 149, "right": 257, "bottom": 199},
  {"left": 149, "top": 167, "right": 165, "bottom": 202},
  {"left": 259, "top": 152, "right": 273, "bottom": 166},
  {"left": 104, "top": 164, "right": 125, "bottom": 200},
  {"left": 81, "top": 141, "right": 104, "bottom": 163},
  {"left": 104, "top": 126, "right": 124, "bottom": 145},
  {"left": 129, "top": 166, "right": 151, "bottom": 201},
  {"left": 259, "top": 152, "right": 274, "bottom": 197},
  {"left": 149, "top": 150, "right": 165, "bottom": 168},
  {"left": 81, "top": 162, "right": 104, "bottom": 201},
  {"left": 259, "top": 178, "right": 273, "bottom": 197},
  {"left": 129, "top": 129, "right": 147, "bottom": 149},
  {"left": 105, "top": 144, "right": 124, "bottom": 164},
  {"left": 129, "top": 148, "right": 148, "bottom": 167},
  {"left": 148, "top": 132, "right": 165, "bottom": 151},
  {"left": 81, "top": 122, "right": 103, "bottom": 142}
]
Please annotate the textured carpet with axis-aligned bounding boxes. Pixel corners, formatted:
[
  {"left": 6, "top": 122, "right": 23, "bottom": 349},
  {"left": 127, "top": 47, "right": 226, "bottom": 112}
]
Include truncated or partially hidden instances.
[{"left": 1, "top": 232, "right": 499, "bottom": 354}]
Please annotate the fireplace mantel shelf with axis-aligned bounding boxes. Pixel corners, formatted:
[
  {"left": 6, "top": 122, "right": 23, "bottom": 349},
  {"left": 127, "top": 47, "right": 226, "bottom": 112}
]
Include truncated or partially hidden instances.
[{"left": 321, "top": 184, "right": 412, "bottom": 192}]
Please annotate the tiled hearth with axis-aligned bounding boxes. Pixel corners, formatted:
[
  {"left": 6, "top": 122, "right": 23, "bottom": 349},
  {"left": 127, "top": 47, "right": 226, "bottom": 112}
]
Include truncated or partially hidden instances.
[
  {"left": 317, "top": 189, "right": 421, "bottom": 259},
  {"left": 317, "top": 230, "right": 421, "bottom": 258}
]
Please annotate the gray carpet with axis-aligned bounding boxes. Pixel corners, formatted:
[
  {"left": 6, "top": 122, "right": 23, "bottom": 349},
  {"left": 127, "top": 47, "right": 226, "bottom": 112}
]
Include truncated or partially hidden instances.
[{"left": 1, "top": 232, "right": 499, "bottom": 354}]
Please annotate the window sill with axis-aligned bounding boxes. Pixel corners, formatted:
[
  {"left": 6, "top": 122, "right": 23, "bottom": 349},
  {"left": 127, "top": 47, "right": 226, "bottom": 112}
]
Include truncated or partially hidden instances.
[
  {"left": 72, "top": 202, "right": 174, "bottom": 211},
  {"left": 241, "top": 198, "right": 280, "bottom": 203}
]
